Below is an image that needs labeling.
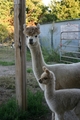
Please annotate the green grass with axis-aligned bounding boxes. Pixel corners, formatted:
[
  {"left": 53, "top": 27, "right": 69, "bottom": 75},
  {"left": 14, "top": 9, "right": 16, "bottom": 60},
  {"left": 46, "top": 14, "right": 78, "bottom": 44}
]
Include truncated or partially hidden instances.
[
  {"left": 26, "top": 49, "right": 31, "bottom": 61},
  {"left": 61, "top": 52, "right": 80, "bottom": 63},
  {"left": 0, "top": 61, "right": 15, "bottom": 66},
  {"left": 42, "top": 48, "right": 60, "bottom": 63},
  {"left": 0, "top": 76, "right": 15, "bottom": 89},
  {"left": 0, "top": 90, "right": 48, "bottom": 120},
  {"left": 0, "top": 45, "right": 79, "bottom": 66},
  {"left": 0, "top": 46, "right": 60, "bottom": 66},
  {"left": 27, "top": 68, "right": 33, "bottom": 73},
  {"left": 0, "top": 47, "right": 15, "bottom": 66},
  {"left": 27, "top": 90, "right": 48, "bottom": 119},
  {"left": 26, "top": 47, "right": 60, "bottom": 63}
]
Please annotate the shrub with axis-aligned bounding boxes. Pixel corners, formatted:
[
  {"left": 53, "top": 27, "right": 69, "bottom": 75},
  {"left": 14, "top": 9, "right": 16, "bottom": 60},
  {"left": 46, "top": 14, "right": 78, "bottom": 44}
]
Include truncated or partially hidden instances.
[{"left": 42, "top": 47, "right": 60, "bottom": 63}]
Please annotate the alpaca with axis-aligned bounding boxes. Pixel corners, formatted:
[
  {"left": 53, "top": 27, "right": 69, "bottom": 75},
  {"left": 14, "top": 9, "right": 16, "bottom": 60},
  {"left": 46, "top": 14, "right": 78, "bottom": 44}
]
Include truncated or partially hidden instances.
[
  {"left": 23, "top": 24, "right": 80, "bottom": 120},
  {"left": 23, "top": 24, "right": 80, "bottom": 91},
  {"left": 39, "top": 66, "right": 80, "bottom": 120}
]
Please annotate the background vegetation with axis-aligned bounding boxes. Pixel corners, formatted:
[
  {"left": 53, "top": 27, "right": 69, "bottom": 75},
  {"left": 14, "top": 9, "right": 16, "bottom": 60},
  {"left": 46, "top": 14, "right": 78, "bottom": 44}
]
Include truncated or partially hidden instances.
[
  {"left": 49, "top": 0, "right": 80, "bottom": 21},
  {"left": 0, "top": 0, "right": 80, "bottom": 44},
  {"left": 0, "top": 46, "right": 60, "bottom": 66},
  {"left": 0, "top": 0, "right": 14, "bottom": 43},
  {"left": 0, "top": 91, "right": 48, "bottom": 120}
]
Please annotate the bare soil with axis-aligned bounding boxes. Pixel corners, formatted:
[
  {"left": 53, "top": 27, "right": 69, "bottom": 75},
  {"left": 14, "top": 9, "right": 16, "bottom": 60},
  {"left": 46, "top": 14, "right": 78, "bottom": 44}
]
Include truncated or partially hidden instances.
[{"left": 0, "top": 61, "right": 79, "bottom": 120}]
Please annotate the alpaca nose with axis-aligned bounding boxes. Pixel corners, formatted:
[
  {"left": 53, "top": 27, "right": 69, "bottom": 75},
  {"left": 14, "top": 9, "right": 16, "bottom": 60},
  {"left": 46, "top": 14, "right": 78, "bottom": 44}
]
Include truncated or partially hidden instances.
[
  {"left": 39, "top": 79, "right": 42, "bottom": 83},
  {"left": 29, "top": 38, "right": 33, "bottom": 44}
]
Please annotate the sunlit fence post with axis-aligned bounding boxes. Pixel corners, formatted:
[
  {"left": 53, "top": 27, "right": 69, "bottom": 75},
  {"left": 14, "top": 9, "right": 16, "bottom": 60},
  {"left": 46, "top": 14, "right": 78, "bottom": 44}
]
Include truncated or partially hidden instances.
[{"left": 14, "top": 0, "right": 27, "bottom": 110}]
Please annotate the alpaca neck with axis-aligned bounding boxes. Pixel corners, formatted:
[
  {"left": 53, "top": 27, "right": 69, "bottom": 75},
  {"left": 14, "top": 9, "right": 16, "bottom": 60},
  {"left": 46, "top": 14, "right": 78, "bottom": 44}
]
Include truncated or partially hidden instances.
[
  {"left": 30, "top": 42, "right": 46, "bottom": 79},
  {"left": 45, "top": 79, "right": 55, "bottom": 99},
  {"left": 44, "top": 79, "right": 56, "bottom": 113}
]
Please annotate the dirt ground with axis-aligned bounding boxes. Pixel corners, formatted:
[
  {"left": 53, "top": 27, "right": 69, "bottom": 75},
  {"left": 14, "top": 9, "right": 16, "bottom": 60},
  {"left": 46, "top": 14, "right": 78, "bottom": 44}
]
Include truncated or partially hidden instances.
[{"left": 0, "top": 61, "right": 79, "bottom": 120}]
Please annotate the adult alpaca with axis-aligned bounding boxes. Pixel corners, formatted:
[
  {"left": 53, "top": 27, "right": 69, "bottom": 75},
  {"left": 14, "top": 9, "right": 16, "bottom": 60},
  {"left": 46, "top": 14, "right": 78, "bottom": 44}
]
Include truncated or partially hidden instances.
[
  {"left": 23, "top": 24, "right": 80, "bottom": 91},
  {"left": 39, "top": 66, "right": 80, "bottom": 120}
]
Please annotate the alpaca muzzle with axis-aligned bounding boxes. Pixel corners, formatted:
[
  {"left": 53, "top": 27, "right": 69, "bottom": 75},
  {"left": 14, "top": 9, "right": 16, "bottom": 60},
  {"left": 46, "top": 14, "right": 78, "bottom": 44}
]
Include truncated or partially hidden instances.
[
  {"left": 39, "top": 79, "right": 42, "bottom": 83},
  {"left": 29, "top": 39, "right": 33, "bottom": 44}
]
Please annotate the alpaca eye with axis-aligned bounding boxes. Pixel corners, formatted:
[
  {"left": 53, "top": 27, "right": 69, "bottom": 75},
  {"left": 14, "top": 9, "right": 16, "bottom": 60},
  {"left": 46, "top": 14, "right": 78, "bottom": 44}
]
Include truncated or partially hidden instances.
[
  {"left": 44, "top": 77, "right": 48, "bottom": 80},
  {"left": 35, "top": 35, "right": 37, "bottom": 38}
]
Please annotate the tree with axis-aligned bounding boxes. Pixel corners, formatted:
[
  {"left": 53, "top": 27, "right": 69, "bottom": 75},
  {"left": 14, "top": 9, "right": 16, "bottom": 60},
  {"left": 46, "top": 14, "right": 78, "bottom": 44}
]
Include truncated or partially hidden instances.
[
  {"left": 49, "top": 0, "right": 80, "bottom": 21},
  {"left": 26, "top": 0, "right": 55, "bottom": 24},
  {"left": 0, "top": 0, "right": 13, "bottom": 43},
  {"left": 26, "top": 0, "right": 43, "bottom": 24},
  {"left": 0, "top": 0, "right": 53, "bottom": 43},
  {"left": 38, "top": 5, "right": 57, "bottom": 23}
]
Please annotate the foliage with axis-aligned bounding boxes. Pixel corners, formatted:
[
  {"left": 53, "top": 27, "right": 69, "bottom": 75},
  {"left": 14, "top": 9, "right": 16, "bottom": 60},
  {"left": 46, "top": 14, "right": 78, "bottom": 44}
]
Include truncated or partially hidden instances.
[
  {"left": 26, "top": 49, "right": 31, "bottom": 61},
  {"left": 0, "top": 0, "right": 50, "bottom": 43},
  {"left": 0, "top": 0, "right": 80, "bottom": 44},
  {"left": 0, "top": 24, "right": 9, "bottom": 43},
  {"left": 39, "top": 6, "right": 57, "bottom": 23},
  {"left": 0, "top": 0, "right": 14, "bottom": 43},
  {"left": 27, "top": 68, "right": 33, "bottom": 73},
  {"left": 49, "top": 0, "right": 80, "bottom": 21},
  {"left": 0, "top": 47, "right": 15, "bottom": 64},
  {"left": 61, "top": 52, "right": 80, "bottom": 63},
  {"left": 0, "top": 61, "right": 15, "bottom": 66},
  {"left": 26, "top": 0, "right": 55, "bottom": 24},
  {"left": 27, "top": 90, "right": 48, "bottom": 119},
  {"left": 26, "top": 47, "right": 60, "bottom": 63},
  {"left": 0, "top": 90, "right": 48, "bottom": 120},
  {"left": 42, "top": 48, "right": 60, "bottom": 63},
  {"left": 26, "top": 0, "right": 43, "bottom": 23}
]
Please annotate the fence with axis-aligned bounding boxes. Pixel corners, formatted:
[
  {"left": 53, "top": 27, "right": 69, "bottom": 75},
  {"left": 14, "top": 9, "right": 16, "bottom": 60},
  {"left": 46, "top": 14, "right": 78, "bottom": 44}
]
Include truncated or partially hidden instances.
[
  {"left": 40, "top": 19, "right": 80, "bottom": 63},
  {"left": 60, "top": 31, "right": 80, "bottom": 63}
]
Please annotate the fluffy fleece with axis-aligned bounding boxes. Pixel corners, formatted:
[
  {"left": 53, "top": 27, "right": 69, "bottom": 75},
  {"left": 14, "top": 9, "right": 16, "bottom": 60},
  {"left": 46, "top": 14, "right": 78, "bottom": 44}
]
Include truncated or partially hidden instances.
[{"left": 39, "top": 66, "right": 80, "bottom": 120}]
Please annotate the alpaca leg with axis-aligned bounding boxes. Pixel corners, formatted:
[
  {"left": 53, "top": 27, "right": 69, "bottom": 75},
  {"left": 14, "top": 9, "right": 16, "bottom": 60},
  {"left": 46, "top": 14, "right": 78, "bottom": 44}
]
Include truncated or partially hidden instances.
[
  {"left": 52, "top": 112, "right": 55, "bottom": 120},
  {"left": 55, "top": 113, "right": 64, "bottom": 120}
]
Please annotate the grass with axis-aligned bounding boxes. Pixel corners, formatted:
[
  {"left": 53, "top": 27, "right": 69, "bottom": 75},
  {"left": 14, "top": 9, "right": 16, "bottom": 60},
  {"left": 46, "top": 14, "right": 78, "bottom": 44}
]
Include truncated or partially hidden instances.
[
  {"left": 26, "top": 47, "right": 60, "bottom": 63},
  {"left": 27, "top": 90, "right": 48, "bottom": 119},
  {"left": 0, "top": 61, "right": 15, "bottom": 66},
  {"left": 0, "top": 90, "right": 48, "bottom": 120},
  {"left": 0, "top": 45, "right": 79, "bottom": 66},
  {"left": 0, "top": 47, "right": 31, "bottom": 66},
  {"left": 0, "top": 46, "right": 60, "bottom": 66},
  {"left": 61, "top": 52, "right": 80, "bottom": 63},
  {"left": 0, "top": 76, "right": 15, "bottom": 89},
  {"left": 26, "top": 49, "right": 31, "bottom": 61},
  {"left": 27, "top": 68, "right": 33, "bottom": 73},
  {"left": 0, "top": 47, "right": 15, "bottom": 66},
  {"left": 42, "top": 47, "right": 60, "bottom": 63}
]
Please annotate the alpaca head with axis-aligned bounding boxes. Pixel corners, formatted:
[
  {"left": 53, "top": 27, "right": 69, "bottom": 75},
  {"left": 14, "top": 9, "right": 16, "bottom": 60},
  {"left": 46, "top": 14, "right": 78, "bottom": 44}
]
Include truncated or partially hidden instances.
[
  {"left": 39, "top": 66, "right": 55, "bottom": 85},
  {"left": 23, "top": 24, "right": 40, "bottom": 48}
]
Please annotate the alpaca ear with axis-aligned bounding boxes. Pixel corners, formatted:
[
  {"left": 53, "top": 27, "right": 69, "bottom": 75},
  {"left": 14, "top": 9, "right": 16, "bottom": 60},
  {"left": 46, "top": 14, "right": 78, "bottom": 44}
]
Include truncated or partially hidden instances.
[
  {"left": 42, "top": 66, "right": 47, "bottom": 72},
  {"left": 46, "top": 69, "right": 50, "bottom": 75},
  {"left": 42, "top": 66, "right": 50, "bottom": 75}
]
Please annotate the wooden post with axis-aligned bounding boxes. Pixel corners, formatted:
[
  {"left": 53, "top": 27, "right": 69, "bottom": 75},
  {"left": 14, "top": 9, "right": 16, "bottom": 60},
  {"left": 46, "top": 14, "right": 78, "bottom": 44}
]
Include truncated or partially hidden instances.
[{"left": 14, "top": 0, "right": 27, "bottom": 110}]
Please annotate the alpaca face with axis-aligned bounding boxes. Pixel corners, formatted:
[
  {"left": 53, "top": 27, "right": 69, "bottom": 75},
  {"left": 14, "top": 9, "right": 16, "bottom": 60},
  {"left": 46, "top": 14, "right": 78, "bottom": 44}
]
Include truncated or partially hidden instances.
[
  {"left": 26, "top": 35, "right": 39, "bottom": 47},
  {"left": 39, "top": 71, "right": 50, "bottom": 85},
  {"left": 39, "top": 66, "right": 54, "bottom": 85},
  {"left": 23, "top": 25, "right": 40, "bottom": 47}
]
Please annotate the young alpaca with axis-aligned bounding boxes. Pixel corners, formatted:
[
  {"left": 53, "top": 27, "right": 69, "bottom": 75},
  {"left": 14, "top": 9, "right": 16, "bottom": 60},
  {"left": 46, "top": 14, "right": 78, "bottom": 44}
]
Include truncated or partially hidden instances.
[
  {"left": 23, "top": 24, "right": 80, "bottom": 91},
  {"left": 39, "top": 66, "right": 80, "bottom": 120}
]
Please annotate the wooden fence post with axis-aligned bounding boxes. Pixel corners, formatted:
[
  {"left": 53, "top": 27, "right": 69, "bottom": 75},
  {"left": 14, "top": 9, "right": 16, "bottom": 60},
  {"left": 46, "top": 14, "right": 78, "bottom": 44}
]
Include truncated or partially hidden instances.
[{"left": 14, "top": 0, "right": 27, "bottom": 110}]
